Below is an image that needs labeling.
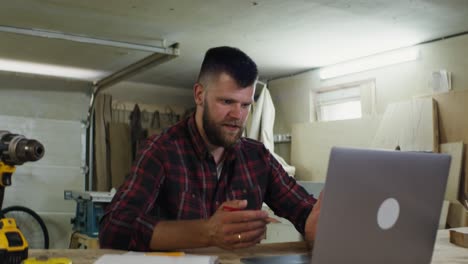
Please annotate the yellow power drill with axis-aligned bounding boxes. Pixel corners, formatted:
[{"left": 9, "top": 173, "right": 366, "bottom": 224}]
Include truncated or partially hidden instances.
[{"left": 0, "top": 131, "right": 45, "bottom": 264}]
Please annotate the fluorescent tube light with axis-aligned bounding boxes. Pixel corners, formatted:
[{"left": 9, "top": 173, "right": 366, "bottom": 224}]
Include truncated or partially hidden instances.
[
  {"left": 320, "top": 47, "right": 420, "bottom": 80},
  {"left": 0, "top": 58, "right": 107, "bottom": 81}
]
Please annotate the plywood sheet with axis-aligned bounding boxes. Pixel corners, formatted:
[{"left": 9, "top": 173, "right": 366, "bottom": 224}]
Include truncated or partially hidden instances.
[
  {"left": 291, "top": 117, "right": 381, "bottom": 181},
  {"left": 433, "top": 90, "right": 468, "bottom": 202},
  {"left": 441, "top": 142, "right": 464, "bottom": 202},
  {"left": 372, "top": 98, "right": 438, "bottom": 152},
  {"left": 449, "top": 228, "right": 468, "bottom": 248},
  {"left": 447, "top": 201, "right": 468, "bottom": 228}
]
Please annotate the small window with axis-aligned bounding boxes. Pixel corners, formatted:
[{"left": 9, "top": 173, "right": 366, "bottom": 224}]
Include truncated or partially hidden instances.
[
  {"left": 315, "top": 86, "right": 362, "bottom": 121},
  {"left": 312, "top": 80, "right": 375, "bottom": 122}
]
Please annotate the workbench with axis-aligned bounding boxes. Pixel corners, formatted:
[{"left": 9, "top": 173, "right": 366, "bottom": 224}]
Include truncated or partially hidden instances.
[{"left": 29, "top": 230, "right": 468, "bottom": 264}]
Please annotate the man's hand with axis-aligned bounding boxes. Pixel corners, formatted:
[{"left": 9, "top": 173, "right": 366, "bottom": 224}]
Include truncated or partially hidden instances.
[
  {"left": 305, "top": 191, "right": 324, "bottom": 241},
  {"left": 206, "top": 200, "right": 270, "bottom": 249}
]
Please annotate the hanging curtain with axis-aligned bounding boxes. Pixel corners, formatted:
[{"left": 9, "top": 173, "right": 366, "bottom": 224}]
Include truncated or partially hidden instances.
[
  {"left": 94, "top": 95, "right": 133, "bottom": 191},
  {"left": 95, "top": 101, "right": 183, "bottom": 190},
  {"left": 247, "top": 86, "right": 296, "bottom": 176}
]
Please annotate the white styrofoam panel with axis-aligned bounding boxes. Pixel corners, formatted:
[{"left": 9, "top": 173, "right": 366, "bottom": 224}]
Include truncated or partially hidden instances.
[
  {"left": 263, "top": 222, "right": 302, "bottom": 244},
  {"left": 261, "top": 204, "right": 302, "bottom": 244}
]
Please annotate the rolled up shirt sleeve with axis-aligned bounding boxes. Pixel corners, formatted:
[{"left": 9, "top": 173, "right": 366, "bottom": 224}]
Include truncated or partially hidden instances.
[{"left": 264, "top": 149, "right": 317, "bottom": 235}]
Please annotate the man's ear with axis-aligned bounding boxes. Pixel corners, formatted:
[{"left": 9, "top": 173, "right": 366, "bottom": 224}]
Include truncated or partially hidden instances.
[{"left": 193, "top": 83, "right": 205, "bottom": 106}]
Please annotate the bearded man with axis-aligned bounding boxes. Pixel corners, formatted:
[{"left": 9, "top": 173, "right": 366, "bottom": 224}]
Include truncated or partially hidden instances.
[{"left": 99, "top": 46, "right": 322, "bottom": 251}]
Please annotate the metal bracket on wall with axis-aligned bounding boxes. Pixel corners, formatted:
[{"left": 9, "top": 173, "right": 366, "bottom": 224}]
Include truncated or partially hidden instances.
[
  {"left": 0, "top": 25, "right": 169, "bottom": 52},
  {"left": 0, "top": 25, "right": 180, "bottom": 123},
  {"left": 0, "top": 24, "right": 180, "bottom": 124},
  {"left": 273, "top": 134, "right": 292, "bottom": 143}
]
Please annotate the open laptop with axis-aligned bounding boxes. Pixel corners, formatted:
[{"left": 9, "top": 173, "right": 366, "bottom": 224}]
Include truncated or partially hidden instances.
[{"left": 242, "top": 147, "right": 451, "bottom": 264}]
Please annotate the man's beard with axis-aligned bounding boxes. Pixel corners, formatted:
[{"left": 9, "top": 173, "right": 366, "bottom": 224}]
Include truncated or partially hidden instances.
[{"left": 202, "top": 104, "right": 244, "bottom": 148}]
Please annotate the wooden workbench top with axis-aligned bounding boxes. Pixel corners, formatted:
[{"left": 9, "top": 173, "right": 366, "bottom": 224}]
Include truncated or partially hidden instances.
[{"left": 30, "top": 230, "right": 468, "bottom": 264}]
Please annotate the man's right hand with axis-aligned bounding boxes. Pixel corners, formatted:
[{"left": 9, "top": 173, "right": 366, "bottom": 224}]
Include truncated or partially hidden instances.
[{"left": 206, "top": 200, "right": 270, "bottom": 249}]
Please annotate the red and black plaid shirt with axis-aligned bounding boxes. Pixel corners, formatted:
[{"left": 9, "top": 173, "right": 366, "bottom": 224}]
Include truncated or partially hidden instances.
[{"left": 99, "top": 115, "right": 317, "bottom": 250}]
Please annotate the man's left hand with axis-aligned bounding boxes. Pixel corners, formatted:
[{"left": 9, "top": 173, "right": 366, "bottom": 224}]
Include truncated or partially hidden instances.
[{"left": 304, "top": 191, "right": 324, "bottom": 241}]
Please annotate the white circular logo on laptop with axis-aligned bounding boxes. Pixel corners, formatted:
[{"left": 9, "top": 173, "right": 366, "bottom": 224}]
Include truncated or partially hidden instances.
[{"left": 377, "top": 198, "right": 400, "bottom": 230}]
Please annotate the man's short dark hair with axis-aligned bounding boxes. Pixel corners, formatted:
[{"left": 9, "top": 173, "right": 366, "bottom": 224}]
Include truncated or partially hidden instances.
[{"left": 197, "top": 46, "right": 258, "bottom": 87}]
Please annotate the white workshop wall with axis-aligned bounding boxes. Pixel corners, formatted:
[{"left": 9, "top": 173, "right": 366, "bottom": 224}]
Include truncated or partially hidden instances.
[
  {"left": 0, "top": 72, "right": 193, "bottom": 248},
  {"left": 0, "top": 72, "right": 90, "bottom": 120},
  {"left": 269, "top": 34, "right": 468, "bottom": 167},
  {"left": 0, "top": 115, "right": 84, "bottom": 249},
  {"left": 0, "top": 73, "right": 90, "bottom": 248},
  {"left": 269, "top": 34, "right": 468, "bottom": 133}
]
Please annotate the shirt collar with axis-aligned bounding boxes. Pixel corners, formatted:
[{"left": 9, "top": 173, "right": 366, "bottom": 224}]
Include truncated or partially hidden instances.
[{"left": 187, "top": 114, "right": 240, "bottom": 162}]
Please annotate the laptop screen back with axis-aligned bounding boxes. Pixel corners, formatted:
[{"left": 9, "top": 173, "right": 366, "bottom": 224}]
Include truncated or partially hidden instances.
[{"left": 311, "top": 147, "right": 450, "bottom": 264}]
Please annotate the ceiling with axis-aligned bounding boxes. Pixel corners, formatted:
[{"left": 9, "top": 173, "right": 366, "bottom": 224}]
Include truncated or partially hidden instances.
[{"left": 1, "top": 0, "right": 468, "bottom": 91}]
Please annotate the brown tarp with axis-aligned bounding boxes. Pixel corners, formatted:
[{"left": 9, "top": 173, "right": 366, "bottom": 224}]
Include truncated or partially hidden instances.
[
  {"left": 109, "top": 123, "right": 132, "bottom": 189},
  {"left": 94, "top": 94, "right": 112, "bottom": 191}
]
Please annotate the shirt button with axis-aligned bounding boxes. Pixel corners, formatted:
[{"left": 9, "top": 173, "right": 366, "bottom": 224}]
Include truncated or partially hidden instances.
[
  {"left": 243, "top": 189, "right": 247, "bottom": 193},
  {"left": 216, "top": 201, "right": 219, "bottom": 205},
  {"left": 192, "top": 194, "right": 196, "bottom": 198}
]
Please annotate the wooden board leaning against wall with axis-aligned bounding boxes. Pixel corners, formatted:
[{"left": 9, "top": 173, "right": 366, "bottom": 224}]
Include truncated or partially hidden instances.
[
  {"left": 433, "top": 90, "right": 468, "bottom": 206},
  {"left": 291, "top": 93, "right": 466, "bottom": 227}
]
